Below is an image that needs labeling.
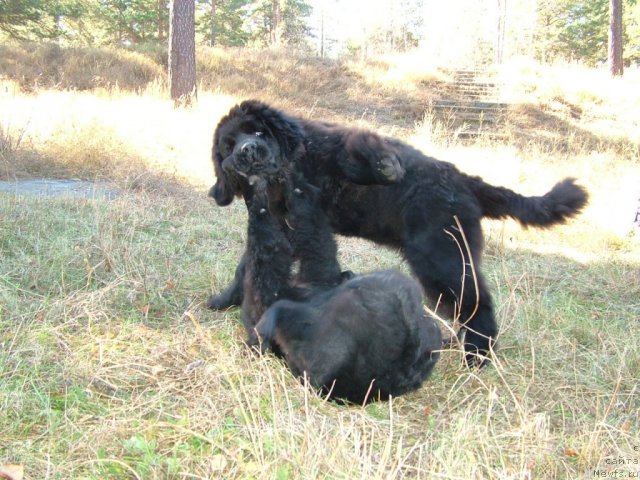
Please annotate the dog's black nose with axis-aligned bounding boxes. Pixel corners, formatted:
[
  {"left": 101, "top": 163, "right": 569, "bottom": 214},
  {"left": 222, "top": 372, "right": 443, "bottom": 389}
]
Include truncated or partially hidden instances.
[{"left": 240, "top": 140, "right": 257, "bottom": 154}]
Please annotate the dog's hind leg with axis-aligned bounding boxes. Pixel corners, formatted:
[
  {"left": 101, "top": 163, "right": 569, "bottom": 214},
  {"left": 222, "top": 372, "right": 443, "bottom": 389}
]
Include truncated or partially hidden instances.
[{"left": 403, "top": 217, "right": 497, "bottom": 368}]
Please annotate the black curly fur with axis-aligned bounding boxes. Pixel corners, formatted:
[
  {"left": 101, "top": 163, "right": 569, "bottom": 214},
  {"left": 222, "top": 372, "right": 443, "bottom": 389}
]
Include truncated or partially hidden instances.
[
  {"left": 209, "top": 100, "right": 589, "bottom": 367},
  {"left": 256, "top": 270, "right": 442, "bottom": 404},
  {"left": 215, "top": 134, "right": 346, "bottom": 345},
  {"left": 239, "top": 182, "right": 294, "bottom": 347},
  {"left": 233, "top": 175, "right": 441, "bottom": 404}
]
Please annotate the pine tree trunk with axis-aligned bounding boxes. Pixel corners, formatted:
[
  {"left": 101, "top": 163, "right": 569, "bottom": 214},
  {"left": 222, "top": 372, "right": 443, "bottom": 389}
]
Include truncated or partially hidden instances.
[
  {"left": 157, "top": 0, "right": 164, "bottom": 39},
  {"left": 271, "top": 0, "right": 281, "bottom": 46},
  {"left": 495, "top": 0, "right": 506, "bottom": 64},
  {"left": 609, "top": 0, "right": 623, "bottom": 77},
  {"left": 210, "top": 0, "right": 217, "bottom": 47},
  {"left": 169, "top": 0, "right": 197, "bottom": 105}
]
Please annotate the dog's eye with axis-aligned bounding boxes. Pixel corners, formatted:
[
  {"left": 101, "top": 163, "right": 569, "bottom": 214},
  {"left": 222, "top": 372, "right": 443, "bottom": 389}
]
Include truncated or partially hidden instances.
[
  {"left": 255, "top": 131, "right": 264, "bottom": 137},
  {"left": 222, "top": 140, "right": 235, "bottom": 155}
]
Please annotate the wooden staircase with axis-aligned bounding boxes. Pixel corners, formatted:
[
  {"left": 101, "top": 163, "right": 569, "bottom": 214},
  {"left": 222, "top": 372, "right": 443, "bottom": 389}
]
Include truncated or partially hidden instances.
[{"left": 431, "top": 69, "right": 508, "bottom": 138}]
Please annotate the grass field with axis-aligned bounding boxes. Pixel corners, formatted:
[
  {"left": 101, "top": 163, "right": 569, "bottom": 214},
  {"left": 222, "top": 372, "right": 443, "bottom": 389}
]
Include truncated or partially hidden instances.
[{"left": 1, "top": 42, "right": 639, "bottom": 479}]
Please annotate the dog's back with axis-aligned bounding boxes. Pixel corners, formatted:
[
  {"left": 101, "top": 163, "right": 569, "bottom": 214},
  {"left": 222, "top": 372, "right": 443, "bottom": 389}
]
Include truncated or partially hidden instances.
[{"left": 257, "top": 270, "right": 442, "bottom": 404}]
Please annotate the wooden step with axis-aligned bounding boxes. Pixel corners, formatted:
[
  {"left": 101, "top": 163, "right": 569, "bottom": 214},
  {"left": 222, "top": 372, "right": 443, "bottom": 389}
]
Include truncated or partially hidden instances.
[
  {"left": 431, "top": 100, "right": 508, "bottom": 111},
  {"left": 430, "top": 68, "right": 509, "bottom": 139},
  {"left": 432, "top": 111, "right": 502, "bottom": 122}
]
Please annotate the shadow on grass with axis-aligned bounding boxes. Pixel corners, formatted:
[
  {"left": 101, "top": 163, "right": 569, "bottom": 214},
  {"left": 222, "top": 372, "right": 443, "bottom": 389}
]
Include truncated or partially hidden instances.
[
  {"left": 505, "top": 103, "right": 640, "bottom": 157},
  {"left": 0, "top": 143, "right": 197, "bottom": 199}
]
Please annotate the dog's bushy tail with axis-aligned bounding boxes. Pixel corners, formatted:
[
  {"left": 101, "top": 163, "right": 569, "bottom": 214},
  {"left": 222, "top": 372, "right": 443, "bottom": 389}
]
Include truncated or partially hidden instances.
[{"left": 468, "top": 176, "right": 589, "bottom": 227}]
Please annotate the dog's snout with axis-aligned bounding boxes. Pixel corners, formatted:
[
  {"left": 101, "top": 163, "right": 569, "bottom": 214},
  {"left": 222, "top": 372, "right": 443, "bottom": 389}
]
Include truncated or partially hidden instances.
[{"left": 240, "top": 140, "right": 257, "bottom": 154}]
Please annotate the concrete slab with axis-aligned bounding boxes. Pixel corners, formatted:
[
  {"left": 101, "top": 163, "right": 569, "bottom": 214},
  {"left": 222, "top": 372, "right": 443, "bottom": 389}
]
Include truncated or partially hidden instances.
[{"left": 0, "top": 179, "right": 118, "bottom": 200}]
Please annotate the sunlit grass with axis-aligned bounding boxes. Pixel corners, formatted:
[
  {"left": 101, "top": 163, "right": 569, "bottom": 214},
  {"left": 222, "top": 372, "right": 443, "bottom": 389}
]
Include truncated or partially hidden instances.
[
  {"left": 0, "top": 87, "right": 237, "bottom": 187},
  {"left": 2, "top": 190, "right": 637, "bottom": 479}
]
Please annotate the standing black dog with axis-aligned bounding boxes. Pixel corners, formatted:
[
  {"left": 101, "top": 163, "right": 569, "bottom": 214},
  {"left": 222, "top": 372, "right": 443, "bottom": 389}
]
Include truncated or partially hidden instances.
[
  {"left": 227, "top": 163, "right": 441, "bottom": 404},
  {"left": 209, "top": 100, "right": 589, "bottom": 367}
]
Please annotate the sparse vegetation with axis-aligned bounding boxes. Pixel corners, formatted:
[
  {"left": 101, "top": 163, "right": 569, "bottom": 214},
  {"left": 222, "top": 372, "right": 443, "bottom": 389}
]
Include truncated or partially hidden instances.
[{"left": 0, "top": 43, "right": 638, "bottom": 479}]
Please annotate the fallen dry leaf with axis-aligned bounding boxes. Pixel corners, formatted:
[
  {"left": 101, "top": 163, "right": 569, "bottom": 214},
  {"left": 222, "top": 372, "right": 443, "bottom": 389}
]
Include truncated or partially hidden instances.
[
  {"left": 210, "top": 454, "right": 227, "bottom": 471},
  {"left": 0, "top": 464, "right": 24, "bottom": 480},
  {"left": 187, "top": 345, "right": 200, "bottom": 356},
  {"left": 563, "top": 448, "right": 579, "bottom": 457}
]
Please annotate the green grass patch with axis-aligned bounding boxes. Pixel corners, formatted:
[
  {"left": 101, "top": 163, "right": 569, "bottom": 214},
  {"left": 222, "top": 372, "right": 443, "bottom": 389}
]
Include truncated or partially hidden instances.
[{"left": 1, "top": 187, "right": 638, "bottom": 478}]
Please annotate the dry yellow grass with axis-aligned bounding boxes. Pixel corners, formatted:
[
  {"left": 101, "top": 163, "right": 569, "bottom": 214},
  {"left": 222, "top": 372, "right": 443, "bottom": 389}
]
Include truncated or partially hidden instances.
[
  {"left": 0, "top": 86, "right": 236, "bottom": 187},
  {"left": 0, "top": 43, "right": 639, "bottom": 479}
]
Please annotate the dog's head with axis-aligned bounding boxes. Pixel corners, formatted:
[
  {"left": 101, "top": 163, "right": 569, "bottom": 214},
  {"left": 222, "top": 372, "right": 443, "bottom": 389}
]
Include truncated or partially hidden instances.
[{"left": 209, "top": 100, "right": 305, "bottom": 206}]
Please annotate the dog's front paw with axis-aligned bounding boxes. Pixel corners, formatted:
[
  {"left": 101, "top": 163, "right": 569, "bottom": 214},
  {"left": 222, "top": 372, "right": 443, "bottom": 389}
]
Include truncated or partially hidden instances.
[{"left": 207, "top": 293, "right": 238, "bottom": 310}]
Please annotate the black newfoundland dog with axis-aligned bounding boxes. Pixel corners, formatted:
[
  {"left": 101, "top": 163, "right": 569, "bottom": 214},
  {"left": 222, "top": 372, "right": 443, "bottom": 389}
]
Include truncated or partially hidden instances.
[
  {"left": 209, "top": 100, "right": 588, "bottom": 367},
  {"left": 227, "top": 159, "right": 441, "bottom": 404}
]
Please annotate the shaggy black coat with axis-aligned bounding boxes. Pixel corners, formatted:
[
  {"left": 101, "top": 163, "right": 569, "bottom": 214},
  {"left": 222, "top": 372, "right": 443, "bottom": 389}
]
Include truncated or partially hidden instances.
[
  {"left": 235, "top": 174, "right": 441, "bottom": 404},
  {"left": 256, "top": 270, "right": 442, "bottom": 405},
  {"left": 236, "top": 173, "right": 345, "bottom": 346},
  {"left": 208, "top": 100, "right": 589, "bottom": 367}
]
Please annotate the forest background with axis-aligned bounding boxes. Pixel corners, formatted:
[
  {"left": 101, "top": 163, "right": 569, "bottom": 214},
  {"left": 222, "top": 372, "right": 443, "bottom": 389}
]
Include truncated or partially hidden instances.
[{"left": 2, "top": 0, "right": 640, "bottom": 67}]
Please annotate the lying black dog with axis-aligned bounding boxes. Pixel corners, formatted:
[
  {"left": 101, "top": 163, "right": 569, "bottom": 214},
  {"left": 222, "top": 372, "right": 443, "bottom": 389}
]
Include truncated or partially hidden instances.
[
  {"left": 232, "top": 171, "right": 441, "bottom": 404},
  {"left": 255, "top": 269, "right": 442, "bottom": 405},
  {"left": 209, "top": 100, "right": 589, "bottom": 367}
]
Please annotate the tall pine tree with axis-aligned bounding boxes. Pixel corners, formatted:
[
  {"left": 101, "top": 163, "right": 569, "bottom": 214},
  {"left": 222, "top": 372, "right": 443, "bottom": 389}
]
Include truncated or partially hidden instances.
[
  {"left": 250, "top": 0, "right": 311, "bottom": 47},
  {"left": 169, "top": 0, "right": 196, "bottom": 105},
  {"left": 196, "top": 0, "right": 252, "bottom": 47}
]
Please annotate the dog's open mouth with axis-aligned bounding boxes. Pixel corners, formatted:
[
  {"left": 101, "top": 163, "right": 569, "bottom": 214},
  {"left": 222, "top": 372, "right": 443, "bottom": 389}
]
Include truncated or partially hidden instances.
[{"left": 232, "top": 168, "right": 273, "bottom": 187}]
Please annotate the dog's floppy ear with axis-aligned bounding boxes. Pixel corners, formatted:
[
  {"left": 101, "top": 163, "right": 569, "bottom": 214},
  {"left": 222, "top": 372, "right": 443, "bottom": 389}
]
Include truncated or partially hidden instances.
[
  {"left": 210, "top": 105, "right": 243, "bottom": 206},
  {"left": 240, "top": 100, "right": 305, "bottom": 159},
  {"left": 209, "top": 146, "right": 237, "bottom": 206}
]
